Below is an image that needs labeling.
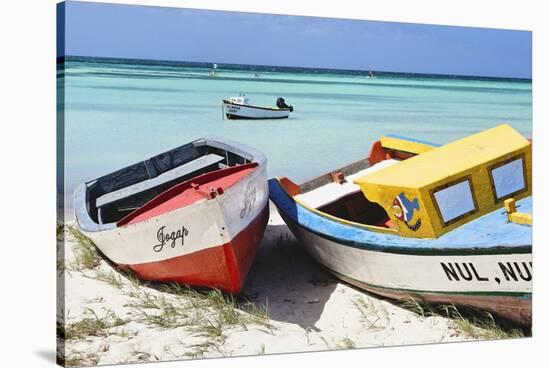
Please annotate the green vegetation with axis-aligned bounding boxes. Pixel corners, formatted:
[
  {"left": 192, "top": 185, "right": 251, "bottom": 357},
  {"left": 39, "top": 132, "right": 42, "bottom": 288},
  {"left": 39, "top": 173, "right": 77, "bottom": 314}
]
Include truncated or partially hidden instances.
[
  {"left": 63, "top": 308, "right": 128, "bottom": 340},
  {"left": 128, "top": 284, "right": 273, "bottom": 334},
  {"left": 438, "top": 304, "right": 525, "bottom": 340},
  {"left": 352, "top": 296, "right": 389, "bottom": 330},
  {"left": 61, "top": 225, "right": 277, "bottom": 362},
  {"left": 338, "top": 337, "right": 356, "bottom": 349},
  {"left": 66, "top": 225, "right": 102, "bottom": 270},
  {"left": 399, "top": 298, "right": 528, "bottom": 339},
  {"left": 123, "top": 350, "right": 159, "bottom": 364},
  {"left": 60, "top": 352, "right": 99, "bottom": 367},
  {"left": 91, "top": 270, "right": 125, "bottom": 289}
]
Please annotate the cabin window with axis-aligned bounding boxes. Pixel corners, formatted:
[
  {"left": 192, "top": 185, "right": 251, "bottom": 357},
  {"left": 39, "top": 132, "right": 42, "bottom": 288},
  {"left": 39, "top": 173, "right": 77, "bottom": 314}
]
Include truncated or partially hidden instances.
[
  {"left": 489, "top": 157, "right": 526, "bottom": 201},
  {"left": 432, "top": 178, "right": 477, "bottom": 225}
]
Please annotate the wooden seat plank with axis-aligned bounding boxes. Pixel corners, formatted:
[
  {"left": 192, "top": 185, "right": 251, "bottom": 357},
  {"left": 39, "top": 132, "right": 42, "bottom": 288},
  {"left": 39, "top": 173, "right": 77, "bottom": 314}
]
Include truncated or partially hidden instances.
[{"left": 96, "top": 153, "right": 224, "bottom": 208}]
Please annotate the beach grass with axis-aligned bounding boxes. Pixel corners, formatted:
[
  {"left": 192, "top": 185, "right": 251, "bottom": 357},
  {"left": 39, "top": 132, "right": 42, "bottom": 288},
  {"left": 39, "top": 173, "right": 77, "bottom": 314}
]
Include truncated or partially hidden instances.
[
  {"left": 62, "top": 250, "right": 276, "bottom": 359},
  {"left": 91, "top": 270, "right": 125, "bottom": 289},
  {"left": 399, "top": 299, "right": 527, "bottom": 339},
  {"left": 159, "top": 283, "right": 274, "bottom": 330},
  {"left": 61, "top": 352, "right": 100, "bottom": 367},
  {"left": 127, "top": 288, "right": 194, "bottom": 330},
  {"left": 66, "top": 225, "right": 102, "bottom": 271},
  {"left": 121, "top": 281, "right": 274, "bottom": 358},
  {"left": 352, "top": 296, "right": 389, "bottom": 330},
  {"left": 184, "top": 340, "right": 224, "bottom": 359},
  {"left": 399, "top": 298, "right": 437, "bottom": 318},
  {"left": 438, "top": 304, "right": 526, "bottom": 339},
  {"left": 338, "top": 337, "right": 356, "bottom": 349},
  {"left": 125, "top": 350, "right": 160, "bottom": 364},
  {"left": 63, "top": 308, "right": 128, "bottom": 340}
]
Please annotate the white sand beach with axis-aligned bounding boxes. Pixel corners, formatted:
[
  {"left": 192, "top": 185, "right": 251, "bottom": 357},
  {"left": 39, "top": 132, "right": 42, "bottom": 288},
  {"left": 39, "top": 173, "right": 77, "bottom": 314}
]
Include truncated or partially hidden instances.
[{"left": 58, "top": 203, "right": 509, "bottom": 366}]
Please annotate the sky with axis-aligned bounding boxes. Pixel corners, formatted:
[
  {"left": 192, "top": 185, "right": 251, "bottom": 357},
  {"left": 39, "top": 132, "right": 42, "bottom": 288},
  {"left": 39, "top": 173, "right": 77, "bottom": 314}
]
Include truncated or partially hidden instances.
[{"left": 57, "top": 1, "right": 532, "bottom": 78}]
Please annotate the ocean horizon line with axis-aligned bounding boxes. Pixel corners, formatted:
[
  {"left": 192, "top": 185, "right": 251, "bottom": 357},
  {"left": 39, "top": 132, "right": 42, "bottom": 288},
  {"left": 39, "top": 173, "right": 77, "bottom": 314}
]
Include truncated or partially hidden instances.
[{"left": 58, "top": 55, "right": 532, "bottom": 83}]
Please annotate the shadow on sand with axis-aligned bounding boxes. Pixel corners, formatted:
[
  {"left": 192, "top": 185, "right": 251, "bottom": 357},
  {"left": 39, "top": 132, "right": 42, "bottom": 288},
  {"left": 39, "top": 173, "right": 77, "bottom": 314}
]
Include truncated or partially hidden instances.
[{"left": 242, "top": 221, "right": 338, "bottom": 331}]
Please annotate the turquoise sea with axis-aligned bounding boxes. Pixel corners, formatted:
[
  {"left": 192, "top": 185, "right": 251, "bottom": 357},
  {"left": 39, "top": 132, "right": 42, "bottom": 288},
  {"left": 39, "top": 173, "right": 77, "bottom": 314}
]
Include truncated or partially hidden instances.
[{"left": 58, "top": 57, "right": 532, "bottom": 213}]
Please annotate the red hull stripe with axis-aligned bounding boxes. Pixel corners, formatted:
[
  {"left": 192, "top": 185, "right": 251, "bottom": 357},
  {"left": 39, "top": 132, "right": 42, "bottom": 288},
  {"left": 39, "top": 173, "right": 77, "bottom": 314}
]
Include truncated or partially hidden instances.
[
  {"left": 123, "top": 203, "right": 269, "bottom": 293},
  {"left": 118, "top": 163, "right": 258, "bottom": 226}
]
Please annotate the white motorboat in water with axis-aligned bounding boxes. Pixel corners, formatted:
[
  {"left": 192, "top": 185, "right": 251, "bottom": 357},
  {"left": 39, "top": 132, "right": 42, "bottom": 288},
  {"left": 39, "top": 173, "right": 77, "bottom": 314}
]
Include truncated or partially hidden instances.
[{"left": 222, "top": 95, "right": 293, "bottom": 120}]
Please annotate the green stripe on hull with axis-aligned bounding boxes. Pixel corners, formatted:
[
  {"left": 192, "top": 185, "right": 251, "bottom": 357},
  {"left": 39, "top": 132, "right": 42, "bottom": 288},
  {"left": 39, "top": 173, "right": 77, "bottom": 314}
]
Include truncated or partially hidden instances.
[{"left": 331, "top": 270, "right": 531, "bottom": 298}]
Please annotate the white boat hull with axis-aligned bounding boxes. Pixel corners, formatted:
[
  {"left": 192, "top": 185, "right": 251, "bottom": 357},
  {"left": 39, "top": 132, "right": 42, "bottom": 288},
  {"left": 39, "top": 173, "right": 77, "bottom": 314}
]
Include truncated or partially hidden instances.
[
  {"left": 281, "top": 213, "right": 531, "bottom": 324},
  {"left": 285, "top": 216, "right": 531, "bottom": 294},
  {"left": 223, "top": 101, "right": 290, "bottom": 119}
]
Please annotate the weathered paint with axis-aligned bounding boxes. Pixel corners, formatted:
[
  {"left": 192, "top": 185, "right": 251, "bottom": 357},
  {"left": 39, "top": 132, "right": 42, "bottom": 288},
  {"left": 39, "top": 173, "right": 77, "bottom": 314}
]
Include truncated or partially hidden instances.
[{"left": 354, "top": 125, "right": 532, "bottom": 238}]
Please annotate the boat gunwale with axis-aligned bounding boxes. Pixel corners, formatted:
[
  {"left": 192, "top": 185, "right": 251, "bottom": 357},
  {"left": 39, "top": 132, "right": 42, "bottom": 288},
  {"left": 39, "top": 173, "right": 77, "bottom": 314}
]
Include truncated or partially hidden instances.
[
  {"left": 270, "top": 178, "right": 532, "bottom": 256},
  {"left": 275, "top": 174, "right": 398, "bottom": 235},
  {"left": 116, "top": 162, "right": 260, "bottom": 227},
  {"left": 298, "top": 156, "right": 371, "bottom": 194}
]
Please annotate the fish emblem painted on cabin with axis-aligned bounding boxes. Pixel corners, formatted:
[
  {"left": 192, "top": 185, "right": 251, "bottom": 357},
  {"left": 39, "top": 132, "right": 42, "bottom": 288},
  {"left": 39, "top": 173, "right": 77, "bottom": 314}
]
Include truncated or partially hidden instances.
[
  {"left": 392, "top": 192, "right": 422, "bottom": 231},
  {"left": 392, "top": 192, "right": 419, "bottom": 222}
]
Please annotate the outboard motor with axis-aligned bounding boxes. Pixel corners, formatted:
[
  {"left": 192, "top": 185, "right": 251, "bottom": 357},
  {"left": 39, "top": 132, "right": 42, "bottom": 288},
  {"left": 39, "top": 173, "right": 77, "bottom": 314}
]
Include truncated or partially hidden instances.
[{"left": 276, "top": 97, "right": 294, "bottom": 112}]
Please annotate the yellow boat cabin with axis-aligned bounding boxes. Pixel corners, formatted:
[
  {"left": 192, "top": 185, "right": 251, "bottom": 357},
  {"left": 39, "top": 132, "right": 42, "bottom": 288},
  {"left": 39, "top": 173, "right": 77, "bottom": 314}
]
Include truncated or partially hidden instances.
[{"left": 353, "top": 124, "right": 532, "bottom": 239}]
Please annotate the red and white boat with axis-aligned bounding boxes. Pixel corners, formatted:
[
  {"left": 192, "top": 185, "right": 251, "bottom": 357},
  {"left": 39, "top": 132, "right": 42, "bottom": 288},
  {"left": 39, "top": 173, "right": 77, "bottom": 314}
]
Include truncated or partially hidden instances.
[{"left": 74, "top": 137, "right": 269, "bottom": 293}]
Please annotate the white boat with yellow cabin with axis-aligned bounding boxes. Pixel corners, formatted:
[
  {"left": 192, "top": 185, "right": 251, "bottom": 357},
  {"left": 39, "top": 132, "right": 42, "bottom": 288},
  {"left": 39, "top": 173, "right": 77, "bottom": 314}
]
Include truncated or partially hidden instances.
[{"left": 269, "top": 125, "right": 532, "bottom": 326}]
